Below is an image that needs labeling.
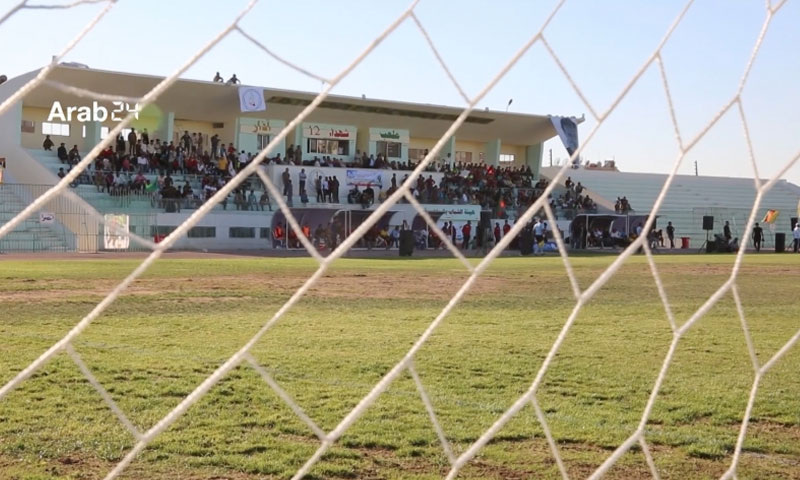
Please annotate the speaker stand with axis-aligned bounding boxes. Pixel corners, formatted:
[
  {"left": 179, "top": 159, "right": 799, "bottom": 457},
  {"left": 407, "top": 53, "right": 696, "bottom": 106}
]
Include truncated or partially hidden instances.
[{"left": 697, "top": 230, "right": 711, "bottom": 253}]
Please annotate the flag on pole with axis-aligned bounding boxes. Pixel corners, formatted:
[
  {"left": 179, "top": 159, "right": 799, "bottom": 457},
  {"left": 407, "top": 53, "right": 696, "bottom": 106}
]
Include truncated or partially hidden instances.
[
  {"left": 762, "top": 209, "right": 779, "bottom": 224},
  {"left": 549, "top": 116, "right": 581, "bottom": 166},
  {"left": 238, "top": 86, "right": 266, "bottom": 112}
]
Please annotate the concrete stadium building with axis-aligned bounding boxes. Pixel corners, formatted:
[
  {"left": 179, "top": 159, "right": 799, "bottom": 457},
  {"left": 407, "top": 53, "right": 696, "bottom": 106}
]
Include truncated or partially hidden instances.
[{"left": 0, "top": 65, "right": 798, "bottom": 253}]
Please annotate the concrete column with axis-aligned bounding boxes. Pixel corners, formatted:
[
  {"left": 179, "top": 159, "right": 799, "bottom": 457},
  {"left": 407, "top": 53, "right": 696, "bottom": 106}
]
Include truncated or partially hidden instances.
[
  {"left": 158, "top": 111, "right": 174, "bottom": 145},
  {"left": 83, "top": 121, "right": 102, "bottom": 151},
  {"left": 485, "top": 138, "right": 501, "bottom": 167},
  {"left": 525, "top": 142, "right": 543, "bottom": 179},
  {"left": 439, "top": 135, "right": 455, "bottom": 167}
]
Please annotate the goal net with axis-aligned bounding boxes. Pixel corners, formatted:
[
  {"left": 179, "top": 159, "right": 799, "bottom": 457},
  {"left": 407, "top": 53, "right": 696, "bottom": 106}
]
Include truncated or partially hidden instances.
[{"left": 0, "top": 0, "right": 798, "bottom": 479}]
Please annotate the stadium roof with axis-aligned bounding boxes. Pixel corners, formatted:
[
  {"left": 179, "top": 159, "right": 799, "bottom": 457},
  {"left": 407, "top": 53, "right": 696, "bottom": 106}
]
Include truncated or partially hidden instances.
[{"left": 11, "top": 65, "right": 569, "bottom": 146}]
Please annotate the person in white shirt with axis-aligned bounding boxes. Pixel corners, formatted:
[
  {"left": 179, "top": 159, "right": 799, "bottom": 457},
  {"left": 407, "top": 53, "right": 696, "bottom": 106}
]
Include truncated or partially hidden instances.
[
  {"left": 793, "top": 223, "right": 800, "bottom": 253},
  {"left": 533, "top": 219, "right": 545, "bottom": 256}
]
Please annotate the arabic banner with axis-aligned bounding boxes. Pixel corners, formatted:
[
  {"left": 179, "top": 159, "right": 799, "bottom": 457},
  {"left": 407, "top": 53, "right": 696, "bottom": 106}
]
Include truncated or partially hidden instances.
[
  {"left": 303, "top": 123, "right": 356, "bottom": 140},
  {"left": 239, "top": 120, "right": 273, "bottom": 134},
  {"left": 346, "top": 169, "right": 383, "bottom": 188},
  {"left": 104, "top": 214, "right": 130, "bottom": 250},
  {"left": 369, "top": 128, "right": 409, "bottom": 144}
]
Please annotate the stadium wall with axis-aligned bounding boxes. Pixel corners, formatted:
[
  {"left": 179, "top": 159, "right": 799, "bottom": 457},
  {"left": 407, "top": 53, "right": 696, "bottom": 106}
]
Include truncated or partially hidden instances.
[{"left": 0, "top": 97, "right": 100, "bottom": 252}]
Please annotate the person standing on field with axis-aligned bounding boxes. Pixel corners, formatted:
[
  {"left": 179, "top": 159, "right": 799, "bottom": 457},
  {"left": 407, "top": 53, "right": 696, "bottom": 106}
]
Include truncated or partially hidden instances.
[
  {"left": 752, "top": 223, "right": 764, "bottom": 252},
  {"left": 666, "top": 221, "right": 675, "bottom": 248},
  {"left": 793, "top": 223, "right": 800, "bottom": 253}
]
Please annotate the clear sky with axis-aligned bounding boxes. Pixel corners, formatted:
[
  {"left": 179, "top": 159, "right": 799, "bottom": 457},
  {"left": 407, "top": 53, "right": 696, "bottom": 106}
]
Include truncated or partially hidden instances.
[{"left": 2, "top": 0, "right": 799, "bottom": 185}]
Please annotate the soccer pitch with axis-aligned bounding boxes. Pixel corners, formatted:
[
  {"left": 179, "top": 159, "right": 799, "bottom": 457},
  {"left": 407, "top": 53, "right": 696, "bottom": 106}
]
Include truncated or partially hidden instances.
[{"left": 1, "top": 254, "right": 798, "bottom": 479}]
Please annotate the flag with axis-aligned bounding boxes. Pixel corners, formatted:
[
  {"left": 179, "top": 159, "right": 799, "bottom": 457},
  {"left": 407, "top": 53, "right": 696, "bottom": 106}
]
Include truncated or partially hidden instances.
[
  {"left": 550, "top": 116, "right": 580, "bottom": 165},
  {"left": 238, "top": 86, "right": 266, "bottom": 112},
  {"left": 762, "top": 209, "right": 779, "bottom": 224}
]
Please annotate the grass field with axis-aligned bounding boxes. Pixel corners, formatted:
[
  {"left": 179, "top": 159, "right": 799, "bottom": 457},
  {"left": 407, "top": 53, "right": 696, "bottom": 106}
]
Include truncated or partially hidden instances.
[{"left": 1, "top": 254, "right": 799, "bottom": 480}]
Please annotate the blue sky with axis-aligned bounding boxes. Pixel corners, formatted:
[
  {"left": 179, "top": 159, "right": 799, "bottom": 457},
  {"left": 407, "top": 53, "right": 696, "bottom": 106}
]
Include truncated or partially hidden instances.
[{"left": 2, "top": 0, "right": 799, "bottom": 184}]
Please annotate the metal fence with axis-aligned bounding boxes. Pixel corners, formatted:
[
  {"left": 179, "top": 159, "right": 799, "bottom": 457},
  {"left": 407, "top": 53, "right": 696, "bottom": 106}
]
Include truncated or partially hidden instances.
[{"left": 0, "top": 183, "right": 157, "bottom": 253}]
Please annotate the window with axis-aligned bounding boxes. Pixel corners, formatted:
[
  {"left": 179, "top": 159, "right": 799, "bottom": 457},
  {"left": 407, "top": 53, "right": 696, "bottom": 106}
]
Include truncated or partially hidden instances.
[
  {"left": 455, "top": 151, "right": 472, "bottom": 163},
  {"left": 42, "top": 122, "right": 70, "bottom": 137},
  {"left": 408, "top": 148, "right": 428, "bottom": 162},
  {"left": 376, "top": 141, "right": 402, "bottom": 158},
  {"left": 151, "top": 225, "right": 176, "bottom": 236},
  {"left": 499, "top": 153, "right": 515, "bottom": 163},
  {"left": 21, "top": 120, "right": 35, "bottom": 133},
  {"left": 259, "top": 227, "right": 271, "bottom": 239},
  {"left": 229, "top": 227, "right": 255, "bottom": 238},
  {"left": 257, "top": 134, "right": 271, "bottom": 151},
  {"left": 188, "top": 226, "right": 216, "bottom": 238},
  {"left": 84, "top": 125, "right": 112, "bottom": 139},
  {"left": 308, "top": 138, "right": 349, "bottom": 156}
]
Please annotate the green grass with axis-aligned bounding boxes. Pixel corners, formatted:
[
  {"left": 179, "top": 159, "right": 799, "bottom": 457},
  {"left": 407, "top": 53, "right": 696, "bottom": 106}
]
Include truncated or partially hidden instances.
[{"left": 1, "top": 254, "right": 799, "bottom": 479}]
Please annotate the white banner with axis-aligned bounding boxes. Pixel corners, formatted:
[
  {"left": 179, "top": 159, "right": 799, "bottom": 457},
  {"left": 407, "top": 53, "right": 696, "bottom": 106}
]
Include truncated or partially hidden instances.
[
  {"left": 39, "top": 212, "right": 55, "bottom": 224},
  {"left": 550, "top": 116, "right": 580, "bottom": 164},
  {"left": 104, "top": 214, "right": 130, "bottom": 250},
  {"left": 346, "top": 169, "right": 383, "bottom": 187},
  {"left": 238, "top": 86, "right": 266, "bottom": 112}
]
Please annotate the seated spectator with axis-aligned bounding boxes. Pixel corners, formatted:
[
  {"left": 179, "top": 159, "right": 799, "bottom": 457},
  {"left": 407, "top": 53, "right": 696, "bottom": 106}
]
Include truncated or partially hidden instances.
[
  {"left": 43, "top": 135, "right": 54, "bottom": 151},
  {"left": 68, "top": 145, "right": 81, "bottom": 165}
]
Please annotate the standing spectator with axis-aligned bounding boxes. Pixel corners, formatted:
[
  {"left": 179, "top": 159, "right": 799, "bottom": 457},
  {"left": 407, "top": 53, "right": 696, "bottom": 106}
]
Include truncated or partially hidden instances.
[
  {"left": 462, "top": 221, "right": 472, "bottom": 250},
  {"left": 793, "top": 223, "right": 800, "bottom": 253},
  {"left": 315, "top": 175, "right": 323, "bottom": 203},
  {"left": 298, "top": 168, "right": 307, "bottom": 195},
  {"left": 294, "top": 145, "right": 302, "bottom": 164},
  {"left": 752, "top": 223, "right": 764, "bottom": 252},
  {"left": 213, "top": 72, "right": 223, "bottom": 83},
  {"left": 181, "top": 130, "right": 192, "bottom": 152},
  {"left": 57, "top": 143, "right": 68, "bottom": 163},
  {"left": 666, "top": 221, "right": 675, "bottom": 249},
  {"left": 282, "top": 168, "right": 291, "bottom": 197},
  {"left": 43, "top": 135, "right": 54, "bottom": 151},
  {"left": 210, "top": 134, "right": 219, "bottom": 158},
  {"left": 127, "top": 128, "right": 137, "bottom": 155},
  {"left": 723, "top": 221, "right": 732, "bottom": 243},
  {"left": 141, "top": 128, "right": 149, "bottom": 145},
  {"left": 494, "top": 222, "right": 501, "bottom": 245}
]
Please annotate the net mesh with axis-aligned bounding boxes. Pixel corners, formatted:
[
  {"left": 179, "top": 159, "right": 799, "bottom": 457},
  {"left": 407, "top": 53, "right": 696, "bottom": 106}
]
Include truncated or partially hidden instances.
[{"left": 1, "top": 0, "right": 799, "bottom": 479}]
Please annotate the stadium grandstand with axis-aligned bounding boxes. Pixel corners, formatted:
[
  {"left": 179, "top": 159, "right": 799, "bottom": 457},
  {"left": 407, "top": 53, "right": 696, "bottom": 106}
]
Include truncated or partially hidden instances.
[{"left": 0, "top": 65, "right": 798, "bottom": 253}]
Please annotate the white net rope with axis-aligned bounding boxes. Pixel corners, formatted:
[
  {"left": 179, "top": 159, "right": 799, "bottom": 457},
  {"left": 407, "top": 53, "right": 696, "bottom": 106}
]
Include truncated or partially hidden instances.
[{"left": 0, "top": 0, "right": 798, "bottom": 479}]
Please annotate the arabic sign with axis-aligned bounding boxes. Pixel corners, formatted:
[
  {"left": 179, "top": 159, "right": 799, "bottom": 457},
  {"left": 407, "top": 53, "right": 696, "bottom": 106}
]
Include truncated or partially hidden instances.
[
  {"left": 345, "top": 169, "right": 383, "bottom": 188},
  {"left": 104, "top": 214, "right": 130, "bottom": 250},
  {"left": 369, "top": 128, "right": 409, "bottom": 143},
  {"left": 39, "top": 212, "right": 55, "bottom": 224},
  {"left": 303, "top": 123, "right": 356, "bottom": 140},
  {"left": 239, "top": 120, "right": 273, "bottom": 134}
]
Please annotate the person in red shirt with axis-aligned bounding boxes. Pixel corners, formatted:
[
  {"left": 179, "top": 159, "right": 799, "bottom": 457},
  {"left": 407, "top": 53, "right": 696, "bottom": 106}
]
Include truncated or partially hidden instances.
[
  {"left": 494, "top": 222, "right": 501, "bottom": 245},
  {"left": 503, "top": 219, "right": 511, "bottom": 237},
  {"left": 273, "top": 224, "right": 284, "bottom": 248},
  {"left": 462, "top": 221, "right": 472, "bottom": 250}
]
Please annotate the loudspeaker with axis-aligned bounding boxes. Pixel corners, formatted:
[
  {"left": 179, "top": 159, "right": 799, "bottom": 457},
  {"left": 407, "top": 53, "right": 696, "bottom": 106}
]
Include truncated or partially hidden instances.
[
  {"left": 519, "top": 230, "right": 533, "bottom": 255},
  {"left": 775, "top": 232, "right": 786, "bottom": 253},
  {"left": 702, "top": 215, "right": 714, "bottom": 231},
  {"left": 791, "top": 217, "right": 798, "bottom": 230},
  {"left": 399, "top": 230, "right": 414, "bottom": 257}
]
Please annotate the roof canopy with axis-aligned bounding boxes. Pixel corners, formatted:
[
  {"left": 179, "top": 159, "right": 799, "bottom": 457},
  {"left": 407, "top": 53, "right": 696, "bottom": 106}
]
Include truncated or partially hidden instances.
[{"left": 18, "top": 66, "right": 565, "bottom": 146}]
